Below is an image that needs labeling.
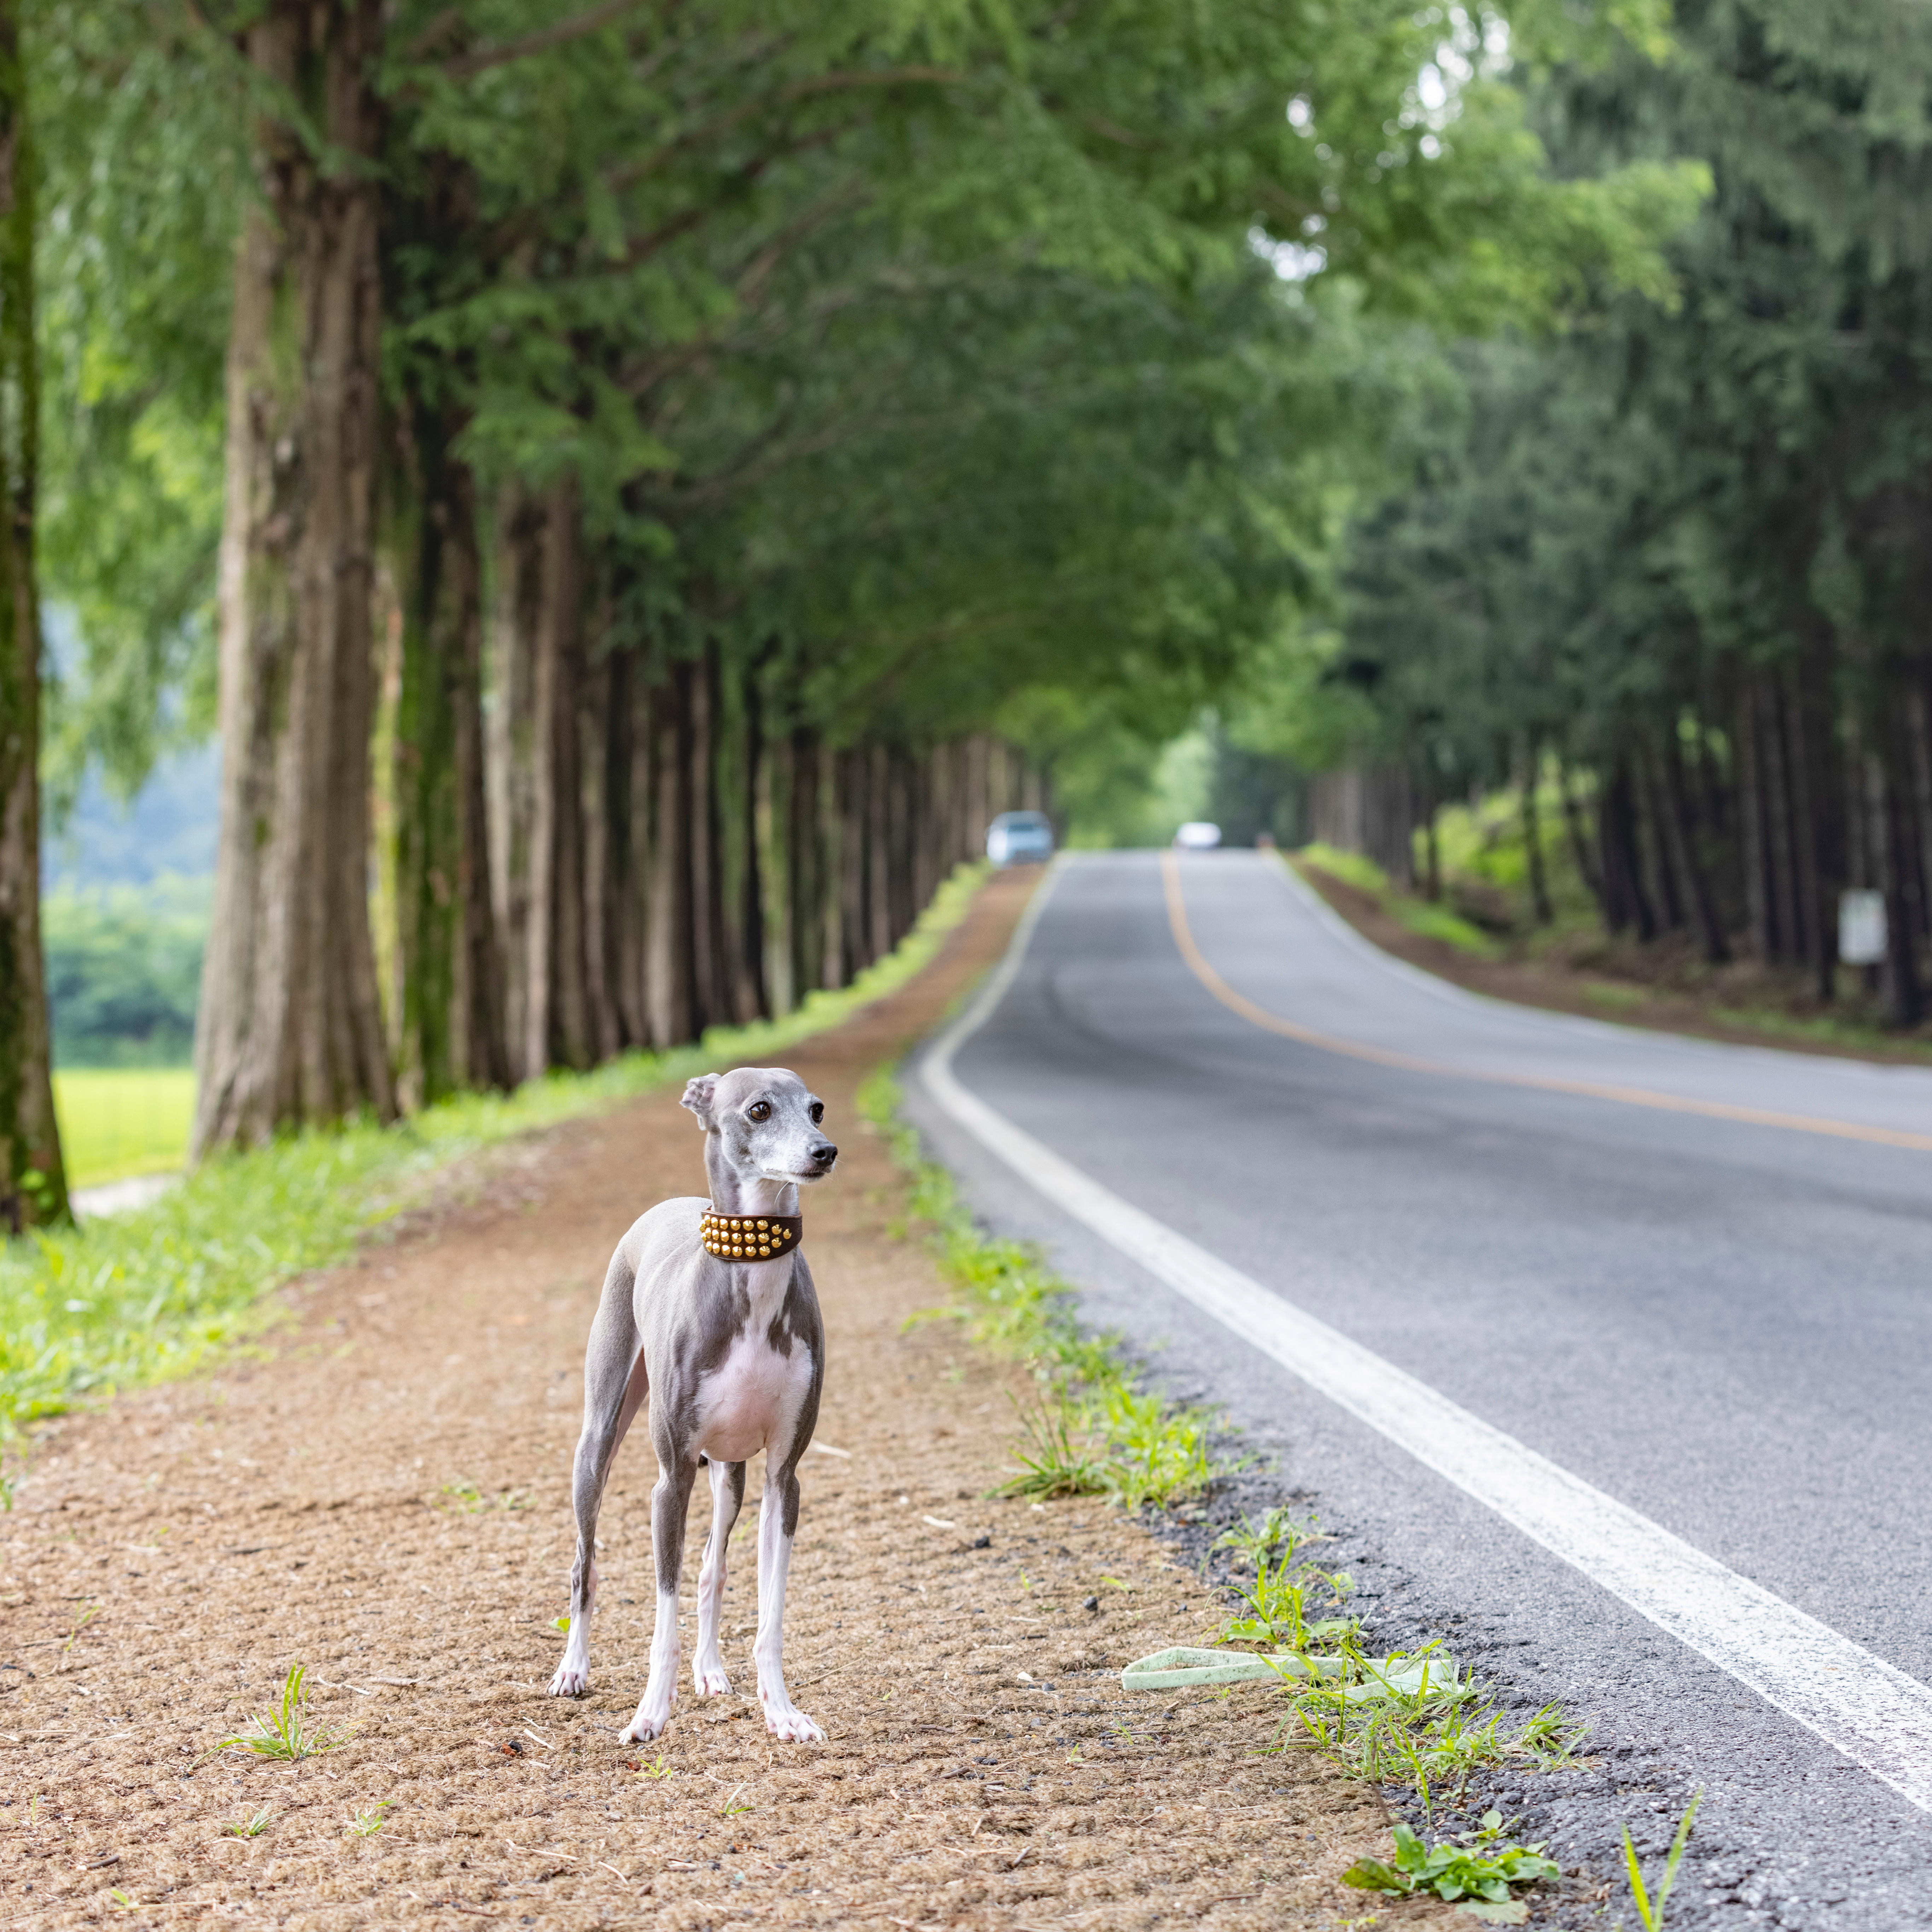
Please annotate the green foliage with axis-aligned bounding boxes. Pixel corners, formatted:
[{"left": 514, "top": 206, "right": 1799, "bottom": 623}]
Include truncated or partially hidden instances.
[
  {"left": 864, "top": 1065, "right": 1227, "bottom": 1511},
  {"left": 1343, "top": 1815, "right": 1560, "bottom": 1906},
  {"left": 1294, "top": 847, "right": 1500, "bottom": 958},
  {"left": 43, "top": 877, "right": 206, "bottom": 1068}
]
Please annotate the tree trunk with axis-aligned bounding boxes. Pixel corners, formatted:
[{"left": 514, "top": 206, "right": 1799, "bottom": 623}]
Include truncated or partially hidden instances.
[
  {"left": 0, "top": 5, "right": 65, "bottom": 1223},
  {"left": 485, "top": 489, "right": 542, "bottom": 1072},
  {"left": 1658, "top": 728, "right": 1730, "bottom": 965},
  {"left": 645, "top": 668, "right": 692, "bottom": 1048},
  {"left": 1736, "top": 681, "right": 1772, "bottom": 965},
  {"left": 1520, "top": 734, "right": 1553, "bottom": 925},
  {"left": 1555, "top": 756, "right": 1602, "bottom": 910},
  {"left": 1868, "top": 738, "right": 1923, "bottom": 1028},
  {"left": 195, "top": 0, "right": 395, "bottom": 1153},
  {"left": 1598, "top": 752, "right": 1655, "bottom": 941},
  {"left": 524, "top": 479, "right": 591, "bottom": 1075},
  {"left": 390, "top": 408, "right": 508, "bottom": 1104}
]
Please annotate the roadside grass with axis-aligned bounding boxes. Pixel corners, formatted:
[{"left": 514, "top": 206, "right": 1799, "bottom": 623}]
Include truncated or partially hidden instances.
[
  {"left": 0, "top": 863, "right": 989, "bottom": 1478},
  {"left": 861, "top": 1065, "right": 1229, "bottom": 1514},
  {"left": 1362, "top": 776, "right": 1932, "bottom": 1061},
  {"left": 1294, "top": 843, "right": 1501, "bottom": 960},
  {"left": 53, "top": 1067, "right": 197, "bottom": 1189}
]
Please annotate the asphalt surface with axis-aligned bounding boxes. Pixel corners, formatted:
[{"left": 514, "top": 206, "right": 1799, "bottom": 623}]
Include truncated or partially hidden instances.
[{"left": 902, "top": 849, "right": 1932, "bottom": 1930}]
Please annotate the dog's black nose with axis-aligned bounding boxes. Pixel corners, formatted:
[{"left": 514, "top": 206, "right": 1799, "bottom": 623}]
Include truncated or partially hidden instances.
[{"left": 813, "top": 1142, "right": 838, "bottom": 1168}]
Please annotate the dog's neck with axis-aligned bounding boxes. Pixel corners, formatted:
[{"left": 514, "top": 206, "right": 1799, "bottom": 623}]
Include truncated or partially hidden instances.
[{"left": 704, "top": 1140, "right": 802, "bottom": 1219}]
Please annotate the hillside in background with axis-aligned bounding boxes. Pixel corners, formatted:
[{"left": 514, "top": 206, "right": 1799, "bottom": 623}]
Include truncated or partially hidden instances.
[{"left": 42, "top": 746, "right": 216, "bottom": 1066}]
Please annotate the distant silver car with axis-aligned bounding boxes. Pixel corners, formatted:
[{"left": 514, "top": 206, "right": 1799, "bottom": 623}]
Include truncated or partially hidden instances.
[
  {"left": 1172, "top": 821, "right": 1222, "bottom": 850},
  {"left": 986, "top": 809, "right": 1055, "bottom": 867}
]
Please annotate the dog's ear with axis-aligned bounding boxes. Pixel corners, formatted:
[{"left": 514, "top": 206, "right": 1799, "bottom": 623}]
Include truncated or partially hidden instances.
[{"left": 680, "top": 1074, "right": 720, "bottom": 1129}]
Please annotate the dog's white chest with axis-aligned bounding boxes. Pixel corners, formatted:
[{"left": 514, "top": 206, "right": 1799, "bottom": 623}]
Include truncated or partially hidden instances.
[{"left": 693, "top": 1269, "right": 814, "bottom": 1465}]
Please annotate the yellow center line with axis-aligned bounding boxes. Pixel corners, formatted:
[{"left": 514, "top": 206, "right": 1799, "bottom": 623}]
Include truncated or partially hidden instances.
[{"left": 1160, "top": 849, "right": 1932, "bottom": 1155}]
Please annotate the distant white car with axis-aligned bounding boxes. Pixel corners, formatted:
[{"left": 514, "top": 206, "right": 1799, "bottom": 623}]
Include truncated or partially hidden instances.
[
  {"left": 1172, "top": 821, "right": 1222, "bottom": 850},
  {"left": 987, "top": 809, "right": 1055, "bottom": 868}
]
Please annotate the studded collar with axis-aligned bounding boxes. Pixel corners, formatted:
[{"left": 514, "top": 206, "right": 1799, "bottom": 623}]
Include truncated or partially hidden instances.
[{"left": 700, "top": 1209, "right": 802, "bottom": 1262}]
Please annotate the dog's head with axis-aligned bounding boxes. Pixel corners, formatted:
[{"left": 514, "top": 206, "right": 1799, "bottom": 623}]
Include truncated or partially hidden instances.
[{"left": 681, "top": 1067, "right": 839, "bottom": 1185}]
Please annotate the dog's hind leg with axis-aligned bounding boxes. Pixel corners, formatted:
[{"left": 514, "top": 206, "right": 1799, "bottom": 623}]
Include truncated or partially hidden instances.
[
  {"left": 549, "top": 1253, "right": 646, "bottom": 1699},
  {"left": 752, "top": 1457, "right": 822, "bottom": 1743},
  {"left": 621, "top": 1451, "right": 699, "bottom": 1743},
  {"left": 692, "top": 1458, "right": 746, "bottom": 1697}
]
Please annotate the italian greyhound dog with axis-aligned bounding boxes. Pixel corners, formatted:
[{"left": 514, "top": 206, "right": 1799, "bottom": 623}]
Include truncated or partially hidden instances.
[{"left": 546, "top": 1065, "right": 837, "bottom": 1743}]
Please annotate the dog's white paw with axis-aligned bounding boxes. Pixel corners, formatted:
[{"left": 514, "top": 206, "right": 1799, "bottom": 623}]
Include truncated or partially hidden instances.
[
  {"left": 619, "top": 1705, "right": 672, "bottom": 1744},
  {"left": 548, "top": 1663, "right": 590, "bottom": 1699},
  {"left": 692, "top": 1659, "right": 732, "bottom": 1697},
  {"left": 760, "top": 1693, "right": 824, "bottom": 1744}
]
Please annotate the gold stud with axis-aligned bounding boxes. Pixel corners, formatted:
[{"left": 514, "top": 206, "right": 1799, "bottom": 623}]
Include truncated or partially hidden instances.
[{"left": 757, "top": 1219, "right": 768, "bottom": 1229}]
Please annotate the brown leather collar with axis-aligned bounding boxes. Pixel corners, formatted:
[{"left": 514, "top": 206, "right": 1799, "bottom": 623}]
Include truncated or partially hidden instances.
[{"left": 701, "top": 1210, "right": 802, "bottom": 1262}]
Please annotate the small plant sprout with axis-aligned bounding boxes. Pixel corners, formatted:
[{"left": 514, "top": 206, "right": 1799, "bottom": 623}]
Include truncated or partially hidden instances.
[
  {"left": 216, "top": 1664, "right": 350, "bottom": 1763},
  {"left": 634, "top": 1751, "right": 674, "bottom": 1780},
  {"left": 62, "top": 1600, "right": 100, "bottom": 1655},
  {"left": 1214, "top": 1507, "right": 1326, "bottom": 1572},
  {"left": 718, "top": 1782, "right": 753, "bottom": 1818},
  {"left": 345, "top": 1800, "right": 392, "bottom": 1838},
  {"left": 221, "top": 1806, "right": 274, "bottom": 1839},
  {"left": 1343, "top": 1818, "right": 1559, "bottom": 1907},
  {"left": 1622, "top": 1787, "right": 1703, "bottom": 1931}
]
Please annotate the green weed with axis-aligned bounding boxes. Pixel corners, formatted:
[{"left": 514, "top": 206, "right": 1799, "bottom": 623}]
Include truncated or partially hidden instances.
[
  {"left": 864, "top": 1067, "right": 1232, "bottom": 1513},
  {"left": 215, "top": 1664, "right": 350, "bottom": 1763},
  {"left": 344, "top": 1800, "right": 391, "bottom": 1838},
  {"left": 995, "top": 1389, "right": 1112, "bottom": 1500},
  {"left": 718, "top": 1782, "right": 753, "bottom": 1817},
  {"left": 1275, "top": 1643, "right": 1586, "bottom": 1816},
  {"left": 1216, "top": 1549, "right": 1356, "bottom": 1651},
  {"left": 441, "top": 1481, "right": 529, "bottom": 1513},
  {"left": 1213, "top": 1507, "right": 1325, "bottom": 1572},
  {"left": 1343, "top": 1815, "right": 1559, "bottom": 1908},
  {"left": 221, "top": 1806, "right": 274, "bottom": 1839},
  {"left": 1621, "top": 1788, "right": 1701, "bottom": 1931},
  {"left": 635, "top": 1752, "right": 674, "bottom": 1780}
]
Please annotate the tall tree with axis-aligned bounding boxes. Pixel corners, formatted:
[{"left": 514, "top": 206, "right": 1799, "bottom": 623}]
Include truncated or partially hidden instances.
[
  {"left": 193, "top": 0, "right": 396, "bottom": 1151},
  {"left": 0, "top": 0, "right": 65, "bottom": 1224}
]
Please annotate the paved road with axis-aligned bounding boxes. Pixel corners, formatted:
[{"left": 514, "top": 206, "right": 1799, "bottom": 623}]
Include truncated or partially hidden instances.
[{"left": 903, "top": 849, "right": 1932, "bottom": 1930}]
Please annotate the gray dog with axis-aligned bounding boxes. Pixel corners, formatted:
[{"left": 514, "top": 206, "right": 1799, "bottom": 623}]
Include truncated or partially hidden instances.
[{"left": 546, "top": 1065, "right": 837, "bottom": 1743}]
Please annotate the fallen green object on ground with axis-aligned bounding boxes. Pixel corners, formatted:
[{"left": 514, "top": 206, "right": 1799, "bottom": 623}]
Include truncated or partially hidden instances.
[{"left": 1121, "top": 1646, "right": 1462, "bottom": 1698}]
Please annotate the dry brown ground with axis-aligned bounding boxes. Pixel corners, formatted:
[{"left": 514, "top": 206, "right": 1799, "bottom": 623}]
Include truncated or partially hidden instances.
[{"left": 1, "top": 868, "right": 1453, "bottom": 1931}]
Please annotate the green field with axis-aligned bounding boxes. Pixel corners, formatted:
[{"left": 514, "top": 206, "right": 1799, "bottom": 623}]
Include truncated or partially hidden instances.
[{"left": 53, "top": 1068, "right": 196, "bottom": 1190}]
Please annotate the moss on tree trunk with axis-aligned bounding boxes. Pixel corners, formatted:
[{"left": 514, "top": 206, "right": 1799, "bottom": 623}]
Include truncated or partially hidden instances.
[{"left": 0, "top": 0, "right": 66, "bottom": 1225}]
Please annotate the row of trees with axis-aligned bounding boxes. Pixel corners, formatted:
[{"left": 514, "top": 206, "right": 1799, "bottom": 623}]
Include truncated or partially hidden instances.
[
  {"left": 1262, "top": 0, "right": 1932, "bottom": 1024},
  {"left": 6, "top": 0, "right": 1700, "bottom": 1219}
]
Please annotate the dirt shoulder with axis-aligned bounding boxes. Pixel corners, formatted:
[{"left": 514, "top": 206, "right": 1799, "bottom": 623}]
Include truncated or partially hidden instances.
[
  {"left": 1, "top": 867, "right": 1441, "bottom": 1931},
  {"left": 1294, "top": 856, "right": 1932, "bottom": 1069}
]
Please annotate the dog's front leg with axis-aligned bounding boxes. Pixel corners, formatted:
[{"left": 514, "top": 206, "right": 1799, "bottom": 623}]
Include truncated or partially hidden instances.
[
  {"left": 692, "top": 1458, "right": 746, "bottom": 1697},
  {"left": 622, "top": 1454, "right": 698, "bottom": 1743},
  {"left": 753, "top": 1459, "right": 822, "bottom": 1743}
]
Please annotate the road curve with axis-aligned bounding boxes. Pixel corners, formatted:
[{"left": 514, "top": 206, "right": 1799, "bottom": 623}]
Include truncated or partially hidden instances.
[{"left": 903, "top": 848, "right": 1932, "bottom": 1931}]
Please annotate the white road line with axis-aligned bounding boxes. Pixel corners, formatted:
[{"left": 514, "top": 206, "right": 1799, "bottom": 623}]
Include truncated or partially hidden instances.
[{"left": 921, "top": 855, "right": 1932, "bottom": 1813}]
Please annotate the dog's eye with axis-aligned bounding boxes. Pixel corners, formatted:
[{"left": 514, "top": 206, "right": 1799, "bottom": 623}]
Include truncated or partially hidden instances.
[
  {"left": 809, "top": 1102, "right": 824, "bottom": 1124},
  {"left": 747, "top": 1101, "right": 771, "bottom": 1123}
]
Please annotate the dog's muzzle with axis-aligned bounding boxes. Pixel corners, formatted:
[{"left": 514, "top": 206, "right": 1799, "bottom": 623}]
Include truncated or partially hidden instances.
[{"left": 701, "top": 1210, "right": 803, "bottom": 1261}]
